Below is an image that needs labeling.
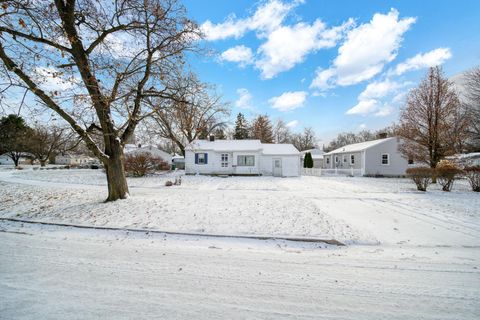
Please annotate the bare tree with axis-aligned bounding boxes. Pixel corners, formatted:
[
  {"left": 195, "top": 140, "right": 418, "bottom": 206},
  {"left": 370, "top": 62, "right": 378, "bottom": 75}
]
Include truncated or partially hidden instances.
[
  {"left": 0, "top": 0, "right": 200, "bottom": 200},
  {"left": 149, "top": 72, "right": 229, "bottom": 155},
  {"left": 463, "top": 66, "right": 480, "bottom": 151},
  {"left": 28, "top": 125, "right": 74, "bottom": 166},
  {"left": 398, "top": 67, "right": 470, "bottom": 169},
  {"left": 251, "top": 114, "right": 273, "bottom": 143},
  {"left": 291, "top": 127, "right": 317, "bottom": 151},
  {"left": 273, "top": 119, "right": 292, "bottom": 144}
]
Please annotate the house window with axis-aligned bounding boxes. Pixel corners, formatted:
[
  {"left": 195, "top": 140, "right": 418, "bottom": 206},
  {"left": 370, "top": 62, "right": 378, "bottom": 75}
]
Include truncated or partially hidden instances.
[
  {"left": 195, "top": 153, "right": 208, "bottom": 165},
  {"left": 237, "top": 155, "right": 255, "bottom": 166},
  {"left": 326, "top": 157, "right": 330, "bottom": 165},
  {"left": 335, "top": 156, "right": 339, "bottom": 163},
  {"left": 350, "top": 155, "right": 355, "bottom": 165},
  {"left": 381, "top": 154, "right": 389, "bottom": 165},
  {"left": 221, "top": 153, "right": 229, "bottom": 167}
]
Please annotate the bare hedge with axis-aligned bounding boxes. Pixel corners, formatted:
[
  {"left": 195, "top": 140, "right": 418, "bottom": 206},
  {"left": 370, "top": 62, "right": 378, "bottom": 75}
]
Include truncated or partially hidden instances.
[
  {"left": 124, "top": 152, "right": 170, "bottom": 177},
  {"left": 464, "top": 166, "right": 480, "bottom": 192},
  {"left": 406, "top": 167, "right": 434, "bottom": 191}
]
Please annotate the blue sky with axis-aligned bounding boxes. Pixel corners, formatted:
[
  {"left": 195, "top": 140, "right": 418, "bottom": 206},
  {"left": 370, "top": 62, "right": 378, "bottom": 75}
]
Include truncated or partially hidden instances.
[{"left": 183, "top": 0, "right": 480, "bottom": 143}]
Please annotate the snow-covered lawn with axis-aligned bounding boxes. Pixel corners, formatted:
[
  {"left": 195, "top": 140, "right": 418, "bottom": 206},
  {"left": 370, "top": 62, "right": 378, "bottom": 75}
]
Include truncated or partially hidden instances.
[
  {"left": 1, "top": 167, "right": 479, "bottom": 319},
  {"left": 0, "top": 167, "right": 478, "bottom": 246}
]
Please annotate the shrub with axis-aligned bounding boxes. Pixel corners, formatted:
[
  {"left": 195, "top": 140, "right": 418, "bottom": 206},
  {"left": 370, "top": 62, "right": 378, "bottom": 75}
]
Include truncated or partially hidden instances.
[
  {"left": 464, "top": 166, "right": 480, "bottom": 192},
  {"left": 165, "top": 180, "right": 173, "bottom": 186},
  {"left": 303, "top": 152, "right": 313, "bottom": 168},
  {"left": 435, "top": 160, "right": 462, "bottom": 192},
  {"left": 406, "top": 167, "right": 434, "bottom": 191},
  {"left": 124, "top": 152, "right": 166, "bottom": 177}
]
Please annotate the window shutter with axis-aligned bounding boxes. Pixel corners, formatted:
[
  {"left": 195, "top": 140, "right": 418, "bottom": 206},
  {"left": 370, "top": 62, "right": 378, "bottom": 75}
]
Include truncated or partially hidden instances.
[
  {"left": 195, "top": 153, "right": 198, "bottom": 164},
  {"left": 204, "top": 153, "right": 208, "bottom": 164}
]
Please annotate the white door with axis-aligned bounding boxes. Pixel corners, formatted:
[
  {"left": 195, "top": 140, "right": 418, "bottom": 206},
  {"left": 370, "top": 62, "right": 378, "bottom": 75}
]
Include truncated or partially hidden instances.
[{"left": 273, "top": 158, "right": 282, "bottom": 177}]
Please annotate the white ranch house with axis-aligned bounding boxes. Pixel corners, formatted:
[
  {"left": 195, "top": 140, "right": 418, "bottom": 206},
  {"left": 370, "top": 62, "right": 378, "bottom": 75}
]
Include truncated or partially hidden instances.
[
  {"left": 323, "top": 137, "right": 409, "bottom": 176},
  {"left": 55, "top": 153, "right": 95, "bottom": 165},
  {"left": 185, "top": 139, "right": 300, "bottom": 177},
  {"left": 124, "top": 144, "right": 173, "bottom": 163}
]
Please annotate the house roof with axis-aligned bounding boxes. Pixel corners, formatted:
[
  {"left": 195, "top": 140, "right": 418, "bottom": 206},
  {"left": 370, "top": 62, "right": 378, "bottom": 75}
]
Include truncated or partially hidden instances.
[
  {"left": 186, "top": 139, "right": 299, "bottom": 155},
  {"left": 186, "top": 139, "right": 263, "bottom": 152},
  {"left": 324, "top": 137, "right": 397, "bottom": 155},
  {"left": 261, "top": 143, "right": 300, "bottom": 155}
]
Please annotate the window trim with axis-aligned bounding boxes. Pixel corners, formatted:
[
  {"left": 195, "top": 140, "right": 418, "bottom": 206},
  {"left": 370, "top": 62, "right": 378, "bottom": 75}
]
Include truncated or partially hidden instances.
[
  {"left": 196, "top": 153, "right": 207, "bottom": 165},
  {"left": 237, "top": 155, "right": 255, "bottom": 166},
  {"left": 221, "top": 153, "right": 229, "bottom": 167},
  {"left": 381, "top": 153, "right": 390, "bottom": 165}
]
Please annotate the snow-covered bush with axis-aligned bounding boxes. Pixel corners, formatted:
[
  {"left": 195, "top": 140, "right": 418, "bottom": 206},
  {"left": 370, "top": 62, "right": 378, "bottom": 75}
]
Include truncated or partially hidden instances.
[
  {"left": 464, "top": 166, "right": 480, "bottom": 192},
  {"left": 435, "top": 160, "right": 462, "bottom": 192},
  {"left": 124, "top": 152, "right": 168, "bottom": 177},
  {"left": 406, "top": 167, "right": 434, "bottom": 191},
  {"left": 165, "top": 180, "right": 173, "bottom": 186}
]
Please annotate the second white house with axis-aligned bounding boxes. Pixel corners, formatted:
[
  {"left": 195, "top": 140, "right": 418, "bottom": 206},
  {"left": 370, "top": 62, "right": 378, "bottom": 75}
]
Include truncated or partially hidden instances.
[{"left": 185, "top": 138, "right": 300, "bottom": 177}]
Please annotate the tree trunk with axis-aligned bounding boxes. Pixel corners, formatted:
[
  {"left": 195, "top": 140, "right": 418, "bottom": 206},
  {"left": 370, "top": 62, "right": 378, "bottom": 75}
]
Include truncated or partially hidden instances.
[
  {"left": 40, "top": 160, "right": 47, "bottom": 167},
  {"left": 104, "top": 143, "right": 129, "bottom": 202},
  {"left": 13, "top": 158, "right": 19, "bottom": 167}
]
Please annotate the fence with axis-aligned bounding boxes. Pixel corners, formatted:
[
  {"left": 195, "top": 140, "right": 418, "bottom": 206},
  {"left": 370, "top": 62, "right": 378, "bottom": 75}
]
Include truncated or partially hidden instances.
[{"left": 302, "top": 167, "right": 363, "bottom": 177}]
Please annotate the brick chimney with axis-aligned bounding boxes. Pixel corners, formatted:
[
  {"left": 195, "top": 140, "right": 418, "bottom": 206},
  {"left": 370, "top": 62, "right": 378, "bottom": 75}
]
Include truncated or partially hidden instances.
[{"left": 209, "top": 135, "right": 215, "bottom": 142}]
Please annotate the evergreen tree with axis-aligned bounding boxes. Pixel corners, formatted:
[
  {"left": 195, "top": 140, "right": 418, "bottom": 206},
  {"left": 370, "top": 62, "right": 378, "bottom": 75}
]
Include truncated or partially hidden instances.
[
  {"left": 303, "top": 152, "right": 313, "bottom": 168},
  {"left": 0, "top": 114, "right": 31, "bottom": 166},
  {"left": 251, "top": 114, "right": 274, "bottom": 143},
  {"left": 233, "top": 113, "right": 249, "bottom": 139}
]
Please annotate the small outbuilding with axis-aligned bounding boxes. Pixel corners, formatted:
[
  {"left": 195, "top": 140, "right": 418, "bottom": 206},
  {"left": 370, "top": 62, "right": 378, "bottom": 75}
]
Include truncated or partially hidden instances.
[
  {"left": 185, "top": 138, "right": 300, "bottom": 177},
  {"left": 323, "top": 137, "right": 408, "bottom": 176}
]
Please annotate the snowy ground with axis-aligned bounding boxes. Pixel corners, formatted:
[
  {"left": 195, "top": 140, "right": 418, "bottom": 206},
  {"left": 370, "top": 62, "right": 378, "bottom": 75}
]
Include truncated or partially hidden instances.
[
  {"left": 1, "top": 222, "right": 479, "bottom": 319},
  {"left": 0, "top": 167, "right": 478, "bottom": 246},
  {"left": 0, "top": 167, "right": 479, "bottom": 318}
]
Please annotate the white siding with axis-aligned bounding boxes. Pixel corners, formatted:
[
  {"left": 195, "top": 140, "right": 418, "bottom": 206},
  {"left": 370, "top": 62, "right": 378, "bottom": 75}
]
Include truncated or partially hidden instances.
[{"left": 260, "top": 155, "right": 300, "bottom": 177}]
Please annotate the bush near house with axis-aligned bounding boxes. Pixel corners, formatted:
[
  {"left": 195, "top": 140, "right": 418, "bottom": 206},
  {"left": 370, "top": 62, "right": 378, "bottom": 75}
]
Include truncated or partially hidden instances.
[
  {"left": 124, "top": 153, "right": 169, "bottom": 177},
  {"left": 303, "top": 152, "right": 313, "bottom": 168},
  {"left": 464, "top": 166, "right": 480, "bottom": 192},
  {"left": 406, "top": 167, "right": 434, "bottom": 191},
  {"left": 435, "top": 160, "right": 462, "bottom": 192}
]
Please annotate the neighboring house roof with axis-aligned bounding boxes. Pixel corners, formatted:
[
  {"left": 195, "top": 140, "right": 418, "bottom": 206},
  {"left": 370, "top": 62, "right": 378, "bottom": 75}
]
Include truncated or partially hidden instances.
[
  {"left": 261, "top": 143, "right": 299, "bottom": 155},
  {"left": 125, "top": 145, "right": 172, "bottom": 160},
  {"left": 186, "top": 139, "right": 263, "bottom": 152},
  {"left": 324, "top": 137, "right": 397, "bottom": 155},
  {"left": 300, "top": 148, "right": 324, "bottom": 159}
]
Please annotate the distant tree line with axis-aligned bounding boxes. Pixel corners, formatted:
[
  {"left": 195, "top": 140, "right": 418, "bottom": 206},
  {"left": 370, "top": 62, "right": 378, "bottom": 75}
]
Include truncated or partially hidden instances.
[
  {"left": 233, "top": 113, "right": 318, "bottom": 151},
  {"left": 0, "top": 114, "right": 81, "bottom": 167}
]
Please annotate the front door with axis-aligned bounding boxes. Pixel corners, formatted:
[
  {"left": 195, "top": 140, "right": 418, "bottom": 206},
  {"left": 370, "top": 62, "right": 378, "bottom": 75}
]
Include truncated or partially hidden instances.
[{"left": 273, "top": 158, "right": 282, "bottom": 177}]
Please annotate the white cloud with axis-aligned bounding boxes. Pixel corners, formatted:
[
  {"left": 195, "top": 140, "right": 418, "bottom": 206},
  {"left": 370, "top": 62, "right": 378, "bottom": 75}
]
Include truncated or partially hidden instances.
[
  {"left": 374, "top": 105, "right": 394, "bottom": 117},
  {"left": 269, "top": 91, "right": 307, "bottom": 112},
  {"left": 359, "top": 123, "right": 367, "bottom": 130},
  {"left": 201, "top": 0, "right": 297, "bottom": 41},
  {"left": 221, "top": 45, "right": 254, "bottom": 67},
  {"left": 256, "top": 19, "right": 353, "bottom": 79},
  {"left": 393, "top": 48, "right": 452, "bottom": 75},
  {"left": 34, "top": 67, "right": 78, "bottom": 91},
  {"left": 235, "top": 88, "right": 253, "bottom": 109},
  {"left": 346, "top": 99, "right": 378, "bottom": 115},
  {"left": 346, "top": 79, "right": 408, "bottom": 116},
  {"left": 359, "top": 79, "right": 401, "bottom": 100},
  {"left": 311, "top": 9, "right": 415, "bottom": 90},
  {"left": 286, "top": 120, "right": 299, "bottom": 128}
]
